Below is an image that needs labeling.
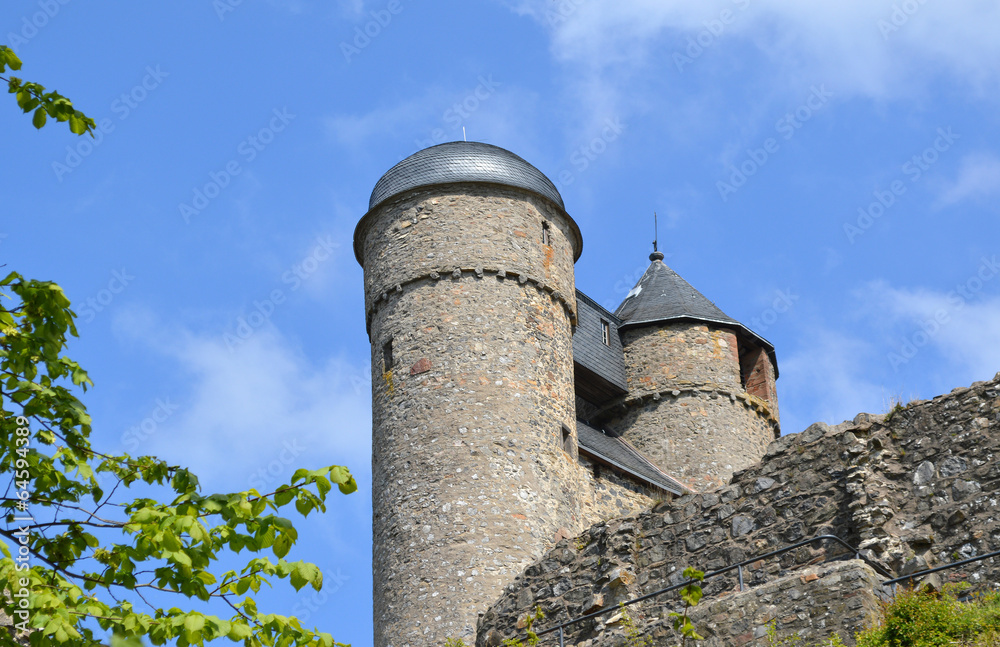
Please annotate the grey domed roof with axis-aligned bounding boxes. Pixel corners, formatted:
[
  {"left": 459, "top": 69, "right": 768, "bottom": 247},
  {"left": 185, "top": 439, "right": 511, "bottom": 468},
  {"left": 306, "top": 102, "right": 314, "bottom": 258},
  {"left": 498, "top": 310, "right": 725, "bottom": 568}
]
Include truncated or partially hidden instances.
[{"left": 368, "top": 141, "right": 565, "bottom": 211}]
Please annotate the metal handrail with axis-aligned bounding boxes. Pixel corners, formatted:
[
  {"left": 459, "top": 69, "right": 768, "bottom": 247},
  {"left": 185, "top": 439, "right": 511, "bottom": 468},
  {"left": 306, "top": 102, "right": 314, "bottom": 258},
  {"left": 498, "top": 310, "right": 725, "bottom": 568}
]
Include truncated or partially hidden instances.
[
  {"left": 534, "top": 534, "right": 892, "bottom": 645},
  {"left": 883, "top": 548, "right": 1000, "bottom": 588}
]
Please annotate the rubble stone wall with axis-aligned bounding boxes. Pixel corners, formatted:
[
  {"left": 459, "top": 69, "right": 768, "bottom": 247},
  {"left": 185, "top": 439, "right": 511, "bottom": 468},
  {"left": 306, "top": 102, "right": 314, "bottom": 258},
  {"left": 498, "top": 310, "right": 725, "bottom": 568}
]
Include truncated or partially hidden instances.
[
  {"left": 479, "top": 373, "right": 1000, "bottom": 646},
  {"left": 596, "top": 323, "right": 779, "bottom": 491}
]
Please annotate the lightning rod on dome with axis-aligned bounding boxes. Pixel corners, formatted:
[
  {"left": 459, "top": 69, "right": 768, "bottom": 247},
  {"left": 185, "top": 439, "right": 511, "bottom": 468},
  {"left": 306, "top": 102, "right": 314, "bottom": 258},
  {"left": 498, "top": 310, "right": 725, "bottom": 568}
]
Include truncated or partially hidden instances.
[{"left": 463, "top": 127, "right": 467, "bottom": 142}]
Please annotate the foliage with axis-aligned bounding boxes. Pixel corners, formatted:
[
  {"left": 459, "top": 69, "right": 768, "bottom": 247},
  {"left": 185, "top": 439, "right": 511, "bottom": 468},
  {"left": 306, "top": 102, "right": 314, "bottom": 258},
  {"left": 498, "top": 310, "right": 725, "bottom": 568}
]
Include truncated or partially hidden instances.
[
  {"left": 855, "top": 584, "right": 1000, "bottom": 647},
  {"left": 0, "top": 271, "right": 357, "bottom": 646},
  {"left": 669, "top": 567, "right": 705, "bottom": 647},
  {"left": 763, "top": 620, "right": 846, "bottom": 647},
  {"left": 501, "top": 607, "right": 544, "bottom": 647},
  {"left": 442, "top": 639, "right": 467, "bottom": 647},
  {"left": 1, "top": 45, "right": 94, "bottom": 135},
  {"left": 618, "top": 603, "right": 651, "bottom": 647}
]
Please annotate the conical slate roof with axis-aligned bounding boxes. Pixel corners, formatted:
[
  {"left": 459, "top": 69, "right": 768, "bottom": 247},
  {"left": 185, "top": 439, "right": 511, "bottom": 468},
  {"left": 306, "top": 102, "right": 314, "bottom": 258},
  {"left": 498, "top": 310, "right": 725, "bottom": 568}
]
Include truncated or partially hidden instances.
[
  {"left": 615, "top": 255, "right": 741, "bottom": 330},
  {"left": 614, "top": 254, "right": 777, "bottom": 370}
]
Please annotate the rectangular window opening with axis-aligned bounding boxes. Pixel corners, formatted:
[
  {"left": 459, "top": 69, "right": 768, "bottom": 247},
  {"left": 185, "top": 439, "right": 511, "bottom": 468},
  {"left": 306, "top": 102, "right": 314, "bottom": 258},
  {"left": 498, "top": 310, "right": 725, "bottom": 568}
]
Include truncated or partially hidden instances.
[
  {"left": 600, "top": 319, "right": 611, "bottom": 346},
  {"left": 382, "top": 339, "right": 393, "bottom": 370},
  {"left": 561, "top": 423, "right": 573, "bottom": 455},
  {"left": 542, "top": 221, "right": 551, "bottom": 246}
]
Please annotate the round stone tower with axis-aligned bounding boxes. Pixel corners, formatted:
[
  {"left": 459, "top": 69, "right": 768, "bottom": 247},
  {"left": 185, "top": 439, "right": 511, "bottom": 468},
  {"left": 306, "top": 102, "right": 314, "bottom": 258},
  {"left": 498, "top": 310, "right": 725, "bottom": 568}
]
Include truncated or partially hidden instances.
[
  {"left": 354, "top": 142, "right": 585, "bottom": 647},
  {"left": 600, "top": 251, "right": 780, "bottom": 492}
]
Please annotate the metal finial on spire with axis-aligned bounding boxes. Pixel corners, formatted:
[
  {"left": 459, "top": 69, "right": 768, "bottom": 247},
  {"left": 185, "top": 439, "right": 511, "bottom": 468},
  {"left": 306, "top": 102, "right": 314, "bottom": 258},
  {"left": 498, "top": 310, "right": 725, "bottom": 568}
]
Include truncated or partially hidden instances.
[{"left": 650, "top": 211, "right": 664, "bottom": 261}]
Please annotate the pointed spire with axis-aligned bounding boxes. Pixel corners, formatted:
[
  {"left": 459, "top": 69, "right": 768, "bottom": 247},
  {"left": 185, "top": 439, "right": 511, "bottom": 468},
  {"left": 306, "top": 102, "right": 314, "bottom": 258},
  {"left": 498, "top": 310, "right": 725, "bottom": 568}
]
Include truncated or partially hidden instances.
[{"left": 650, "top": 212, "right": 664, "bottom": 261}]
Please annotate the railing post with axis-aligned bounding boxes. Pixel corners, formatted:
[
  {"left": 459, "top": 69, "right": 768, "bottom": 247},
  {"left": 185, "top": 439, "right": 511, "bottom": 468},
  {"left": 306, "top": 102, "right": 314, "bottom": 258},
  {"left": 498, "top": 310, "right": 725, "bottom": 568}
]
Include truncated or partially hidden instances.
[
  {"left": 559, "top": 625, "right": 564, "bottom": 647},
  {"left": 738, "top": 564, "right": 744, "bottom": 592}
]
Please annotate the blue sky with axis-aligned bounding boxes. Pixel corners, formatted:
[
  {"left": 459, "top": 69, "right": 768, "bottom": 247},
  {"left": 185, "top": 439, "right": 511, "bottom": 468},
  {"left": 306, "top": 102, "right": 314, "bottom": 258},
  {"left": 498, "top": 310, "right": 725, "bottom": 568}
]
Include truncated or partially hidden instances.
[{"left": 4, "top": 1, "right": 1000, "bottom": 644}]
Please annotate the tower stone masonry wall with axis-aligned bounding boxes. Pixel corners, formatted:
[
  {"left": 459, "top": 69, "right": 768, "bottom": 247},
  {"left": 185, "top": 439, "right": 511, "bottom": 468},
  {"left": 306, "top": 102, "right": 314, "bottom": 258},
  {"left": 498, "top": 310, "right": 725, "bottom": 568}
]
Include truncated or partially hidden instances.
[
  {"left": 622, "top": 324, "right": 742, "bottom": 392},
  {"left": 356, "top": 184, "right": 581, "bottom": 333},
  {"left": 361, "top": 187, "right": 657, "bottom": 647},
  {"left": 601, "top": 323, "right": 778, "bottom": 491}
]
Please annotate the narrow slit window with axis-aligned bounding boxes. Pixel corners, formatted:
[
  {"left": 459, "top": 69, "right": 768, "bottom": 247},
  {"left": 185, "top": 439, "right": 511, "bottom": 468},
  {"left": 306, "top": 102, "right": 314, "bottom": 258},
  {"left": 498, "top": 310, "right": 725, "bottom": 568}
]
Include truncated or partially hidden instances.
[
  {"left": 542, "top": 221, "right": 551, "bottom": 245},
  {"left": 600, "top": 319, "right": 611, "bottom": 346},
  {"left": 382, "top": 339, "right": 393, "bottom": 370},
  {"left": 561, "top": 424, "right": 573, "bottom": 454}
]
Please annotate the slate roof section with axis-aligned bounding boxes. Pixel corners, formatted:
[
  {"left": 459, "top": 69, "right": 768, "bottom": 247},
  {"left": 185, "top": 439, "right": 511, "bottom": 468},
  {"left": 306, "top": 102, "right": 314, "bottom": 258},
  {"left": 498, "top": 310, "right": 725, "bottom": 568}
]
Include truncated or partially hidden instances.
[
  {"left": 576, "top": 420, "right": 689, "bottom": 495},
  {"left": 369, "top": 141, "right": 565, "bottom": 211},
  {"left": 614, "top": 257, "right": 778, "bottom": 375},
  {"left": 573, "top": 291, "right": 628, "bottom": 402}
]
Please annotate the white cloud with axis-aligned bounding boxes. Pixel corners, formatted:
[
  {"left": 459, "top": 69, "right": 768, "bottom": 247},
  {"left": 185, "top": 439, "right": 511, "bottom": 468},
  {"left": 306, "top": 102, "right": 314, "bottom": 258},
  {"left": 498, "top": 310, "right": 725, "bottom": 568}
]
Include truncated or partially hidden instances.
[
  {"left": 503, "top": 0, "right": 1000, "bottom": 125},
  {"left": 112, "top": 309, "right": 372, "bottom": 492},
  {"left": 858, "top": 276, "right": 1000, "bottom": 380},
  {"left": 935, "top": 152, "right": 1000, "bottom": 207}
]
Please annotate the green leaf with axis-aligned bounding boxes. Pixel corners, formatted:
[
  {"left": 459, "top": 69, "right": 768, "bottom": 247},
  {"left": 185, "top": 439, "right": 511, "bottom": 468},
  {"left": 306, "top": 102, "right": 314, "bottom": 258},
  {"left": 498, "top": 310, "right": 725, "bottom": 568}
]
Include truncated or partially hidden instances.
[
  {"left": 228, "top": 623, "right": 253, "bottom": 640},
  {"left": 32, "top": 105, "right": 47, "bottom": 128},
  {"left": 1, "top": 46, "right": 23, "bottom": 72},
  {"left": 680, "top": 583, "right": 703, "bottom": 607},
  {"left": 68, "top": 113, "right": 88, "bottom": 135},
  {"left": 273, "top": 532, "right": 292, "bottom": 559}
]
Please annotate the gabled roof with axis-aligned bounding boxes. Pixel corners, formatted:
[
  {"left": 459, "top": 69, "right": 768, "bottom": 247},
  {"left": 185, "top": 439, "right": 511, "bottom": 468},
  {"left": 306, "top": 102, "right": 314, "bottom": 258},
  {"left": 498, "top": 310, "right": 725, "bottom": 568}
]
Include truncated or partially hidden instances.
[
  {"left": 614, "top": 255, "right": 777, "bottom": 373},
  {"left": 576, "top": 420, "right": 689, "bottom": 495}
]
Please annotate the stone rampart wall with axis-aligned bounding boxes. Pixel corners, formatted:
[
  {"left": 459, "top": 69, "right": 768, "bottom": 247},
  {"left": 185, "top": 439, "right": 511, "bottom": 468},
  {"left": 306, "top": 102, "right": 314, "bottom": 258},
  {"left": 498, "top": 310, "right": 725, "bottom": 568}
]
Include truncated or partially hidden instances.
[{"left": 479, "top": 373, "right": 1000, "bottom": 646}]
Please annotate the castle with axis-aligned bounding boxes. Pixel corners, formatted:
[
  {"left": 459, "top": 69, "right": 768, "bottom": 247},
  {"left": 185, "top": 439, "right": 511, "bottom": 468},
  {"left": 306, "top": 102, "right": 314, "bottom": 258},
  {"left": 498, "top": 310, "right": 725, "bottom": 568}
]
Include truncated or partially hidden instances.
[{"left": 353, "top": 142, "right": 782, "bottom": 646}]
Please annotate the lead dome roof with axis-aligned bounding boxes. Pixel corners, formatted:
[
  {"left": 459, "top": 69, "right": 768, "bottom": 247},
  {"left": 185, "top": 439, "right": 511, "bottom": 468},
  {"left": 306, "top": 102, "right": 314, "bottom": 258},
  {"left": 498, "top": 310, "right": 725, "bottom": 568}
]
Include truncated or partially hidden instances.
[
  {"left": 357, "top": 141, "right": 580, "bottom": 265},
  {"left": 368, "top": 141, "right": 565, "bottom": 211}
]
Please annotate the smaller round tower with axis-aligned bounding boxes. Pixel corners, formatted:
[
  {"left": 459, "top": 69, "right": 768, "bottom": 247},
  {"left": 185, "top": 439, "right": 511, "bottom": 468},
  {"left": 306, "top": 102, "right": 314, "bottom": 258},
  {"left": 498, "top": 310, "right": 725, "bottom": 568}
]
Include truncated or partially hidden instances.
[{"left": 599, "top": 252, "right": 779, "bottom": 491}]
